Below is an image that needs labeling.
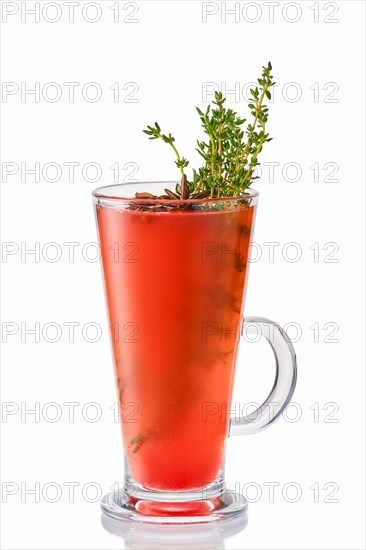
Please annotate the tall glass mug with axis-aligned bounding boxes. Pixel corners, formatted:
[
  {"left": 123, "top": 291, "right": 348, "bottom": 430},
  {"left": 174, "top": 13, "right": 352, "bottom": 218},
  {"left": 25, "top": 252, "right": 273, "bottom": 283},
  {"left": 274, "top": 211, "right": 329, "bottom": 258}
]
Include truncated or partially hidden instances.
[{"left": 93, "top": 182, "right": 297, "bottom": 525}]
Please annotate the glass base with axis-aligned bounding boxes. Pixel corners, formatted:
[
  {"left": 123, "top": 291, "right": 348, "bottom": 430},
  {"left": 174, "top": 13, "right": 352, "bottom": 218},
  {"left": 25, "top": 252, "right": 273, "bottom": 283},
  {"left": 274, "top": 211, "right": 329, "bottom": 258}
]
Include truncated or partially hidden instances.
[{"left": 101, "top": 488, "right": 248, "bottom": 525}]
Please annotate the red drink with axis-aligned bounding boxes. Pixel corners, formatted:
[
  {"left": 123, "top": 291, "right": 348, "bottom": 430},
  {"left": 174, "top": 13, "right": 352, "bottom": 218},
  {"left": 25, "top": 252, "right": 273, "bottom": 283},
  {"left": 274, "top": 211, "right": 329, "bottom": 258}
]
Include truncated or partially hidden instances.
[{"left": 96, "top": 198, "right": 255, "bottom": 491}]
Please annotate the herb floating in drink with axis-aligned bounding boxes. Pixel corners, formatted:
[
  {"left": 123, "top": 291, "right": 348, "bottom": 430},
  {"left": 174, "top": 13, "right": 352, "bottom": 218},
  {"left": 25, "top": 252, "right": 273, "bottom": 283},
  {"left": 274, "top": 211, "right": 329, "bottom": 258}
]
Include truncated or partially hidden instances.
[{"left": 143, "top": 62, "right": 274, "bottom": 200}]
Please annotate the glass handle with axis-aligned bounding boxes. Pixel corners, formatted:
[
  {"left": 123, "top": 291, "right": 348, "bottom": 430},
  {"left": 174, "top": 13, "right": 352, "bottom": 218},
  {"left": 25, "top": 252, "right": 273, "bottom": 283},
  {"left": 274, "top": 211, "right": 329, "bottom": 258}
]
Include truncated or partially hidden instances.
[{"left": 229, "top": 316, "right": 297, "bottom": 436}]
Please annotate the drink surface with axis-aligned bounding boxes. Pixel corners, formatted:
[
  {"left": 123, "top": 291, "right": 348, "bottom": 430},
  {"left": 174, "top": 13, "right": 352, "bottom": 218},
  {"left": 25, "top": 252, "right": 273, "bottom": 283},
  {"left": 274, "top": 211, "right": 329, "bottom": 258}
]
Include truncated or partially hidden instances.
[{"left": 97, "top": 204, "right": 255, "bottom": 491}]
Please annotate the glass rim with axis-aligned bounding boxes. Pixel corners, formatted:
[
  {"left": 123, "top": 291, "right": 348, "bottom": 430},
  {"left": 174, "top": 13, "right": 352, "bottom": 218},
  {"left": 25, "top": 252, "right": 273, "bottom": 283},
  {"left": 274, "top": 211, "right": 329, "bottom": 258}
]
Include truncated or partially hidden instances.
[{"left": 92, "top": 181, "right": 259, "bottom": 204}]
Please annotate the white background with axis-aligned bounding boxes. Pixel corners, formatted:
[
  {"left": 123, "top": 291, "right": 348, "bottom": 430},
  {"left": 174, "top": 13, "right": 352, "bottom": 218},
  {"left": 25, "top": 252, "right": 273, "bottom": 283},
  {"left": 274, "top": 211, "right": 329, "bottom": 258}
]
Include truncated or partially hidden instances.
[{"left": 1, "top": 1, "right": 365, "bottom": 548}]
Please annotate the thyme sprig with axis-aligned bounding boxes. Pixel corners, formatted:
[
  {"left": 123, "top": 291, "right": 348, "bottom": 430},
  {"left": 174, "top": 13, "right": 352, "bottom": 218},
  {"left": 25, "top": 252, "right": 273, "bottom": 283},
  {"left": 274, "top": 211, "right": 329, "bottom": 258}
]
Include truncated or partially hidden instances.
[
  {"left": 143, "top": 123, "right": 190, "bottom": 177},
  {"left": 143, "top": 62, "right": 274, "bottom": 199}
]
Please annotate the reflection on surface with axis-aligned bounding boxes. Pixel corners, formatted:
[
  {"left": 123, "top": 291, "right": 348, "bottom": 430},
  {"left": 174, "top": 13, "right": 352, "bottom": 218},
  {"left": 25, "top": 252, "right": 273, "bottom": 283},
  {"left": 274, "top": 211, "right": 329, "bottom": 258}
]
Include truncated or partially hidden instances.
[{"left": 101, "top": 513, "right": 248, "bottom": 549}]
